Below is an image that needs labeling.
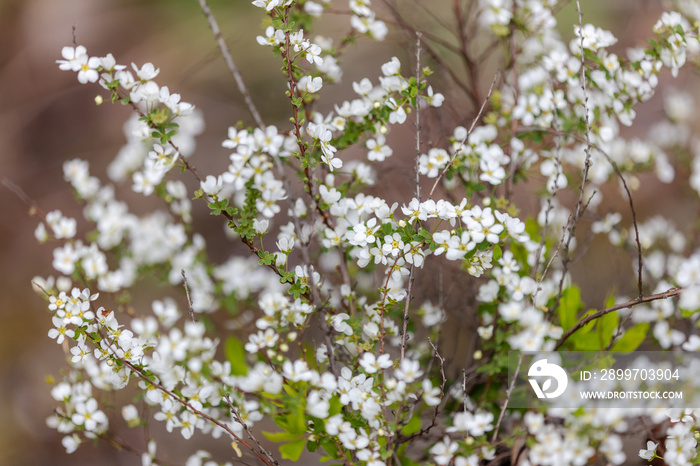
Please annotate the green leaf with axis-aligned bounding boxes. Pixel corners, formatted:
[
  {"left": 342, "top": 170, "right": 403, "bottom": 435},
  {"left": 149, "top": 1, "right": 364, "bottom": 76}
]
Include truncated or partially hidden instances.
[
  {"left": 328, "top": 395, "right": 342, "bottom": 417},
  {"left": 274, "top": 402, "right": 306, "bottom": 438},
  {"left": 320, "top": 438, "right": 339, "bottom": 459},
  {"left": 571, "top": 317, "right": 602, "bottom": 350},
  {"left": 492, "top": 245, "right": 502, "bottom": 262},
  {"left": 604, "top": 294, "right": 616, "bottom": 309},
  {"left": 283, "top": 384, "right": 298, "bottom": 397},
  {"left": 224, "top": 337, "right": 248, "bottom": 376},
  {"left": 399, "top": 459, "right": 424, "bottom": 466},
  {"left": 557, "top": 286, "right": 582, "bottom": 331},
  {"left": 263, "top": 430, "right": 300, "bottom": 442},
  {"left": 597, "top": 310, "right": 619, "bottom": 347},
  {"left": 307, "top": 440, "right": 319, "bottom": 453},
  {"left": 208, "top": 199, "right": 229, "bottom": 215},
  {"left": 610, "top": 323, "right": 649, "bottom": 352},
  {"left": 279, "top": 438, "right": 306, "bottom": 461},
  {"left": 304, "top": 343, "right": 319, "bottom": 371},
  {"left": 401, "top": 413, "right": 421, "bottom": 436},
  {"left": 577, "top": 310, "right": 597, "bottom": 335}
]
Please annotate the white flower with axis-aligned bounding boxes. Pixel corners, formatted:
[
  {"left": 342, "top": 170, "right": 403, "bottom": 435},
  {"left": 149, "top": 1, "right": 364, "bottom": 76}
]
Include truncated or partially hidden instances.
[
  {"left": 71, "top": 398, "right": 108, "bottom": 432},
  {"left": 638, "top": 441, "right": 657, "bottom": 460},
  {"left": 61, "top": 434, "right": 82, "bottom": 454},
  {"left": 381, "top": 56, "right": 401, "bottom": 76},
  {"left": 253, "top": 218, "right": 269, "bottom": 234},
  {"left": 422, "top": 379, "right": 441, "bottom": 406},
  {"left": 179, "top": 411, "right": 198, "bottom": 440},
  {"left": 331, "top": 313, "right": 353, "bottom": 336},
  {"left": 359, "top": 353, "right": 393, "bottom": 373},
  {"left": 429, "top": 436, "right": 458, "bottom": 465},
  {"left": 308, "top": 122, "right": 341, "bottom": 170},
  {"left": 306, "top": 391, "right": 330, "bottom": 418},
  {"left": 122, "top": 404, "right": 140, "bottom": 427},
  {"left": 200, "top": 175, "right": 223, "bottom": 196},
  {"left": 283, "top": 359, "right": 314, "bottom": 382},
  {"left": 395, "top": 358, "right": 422, "bottom": 382},
  {"left": 304, "top": 76, "right": 323, "bottom": 93}
]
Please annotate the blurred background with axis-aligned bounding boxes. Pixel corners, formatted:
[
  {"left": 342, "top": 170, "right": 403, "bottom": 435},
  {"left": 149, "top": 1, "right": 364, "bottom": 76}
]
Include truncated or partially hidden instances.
[{"left": 0, "top": 0, "right": 686, "bottom": 464}]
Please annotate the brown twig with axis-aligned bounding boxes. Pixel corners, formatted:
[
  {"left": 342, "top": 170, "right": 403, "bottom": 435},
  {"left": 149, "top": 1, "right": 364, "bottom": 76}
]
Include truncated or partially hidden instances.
[
  {"left": 491, "top": 352, "right": 523, "bottom": 442},
  {"left": 453, "top": 0, "right": 482, "bottom": 104},
  {"left": 414, "top": 32, "right": 423, "bottom": 203},
  {"left": 196, "top": 0, "right": 266, "bottom": 130},
  {"left": 225, "top": 396, "right": 281, "bottom": 466},
  {"left": 395, "top": 338, "right": 446, "bottom": 445},
  {"left": 400, "top": 33, "right": 424, "bottom": 361},
  {"left": 515, "top": 124, "right": 646, "bottom": 302},
  {"left": 180, "top": 269, "right": 197, "bottom": 322},
  {"left": 378, "top": 0, "right": 479, "bottom": 105},
  {"left": 199, "top": 0, "right": 354, "bottom": 314},
  {"left": 554, "top": 287, "right": 682, "bottom": 350},
  {"left": 85, "top": 328, "right": 278, "bottom": 466},
  {"left": 602, "top": 156, "right": 644, "bottom": 298},
  {"left": 428, "top": 71, "right": 500, "bottom": 199},
  {"left": 3, "top": 178, "right": 44, "bottom": 215},
  {"left": 530, "top": 81, "right": 565, "bottom": 292},
  {"left": 552, "top": 1, "right": 595, "bottom": 315}
]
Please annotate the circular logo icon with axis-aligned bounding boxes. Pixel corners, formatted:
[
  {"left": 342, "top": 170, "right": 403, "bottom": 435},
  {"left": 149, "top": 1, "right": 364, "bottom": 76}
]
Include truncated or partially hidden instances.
[{"left": 528, "top": 358, "right": 568, "bottom": 399}]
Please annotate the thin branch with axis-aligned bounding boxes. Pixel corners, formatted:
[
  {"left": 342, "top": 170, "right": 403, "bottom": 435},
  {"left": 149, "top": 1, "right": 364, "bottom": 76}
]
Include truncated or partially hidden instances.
[
  {"left": 603, "top": 156, "right": 644, "bottom": 298},
  {"left": 414, "top": 32, "right": 423, "bottom": 203},
  {"left": 515, "top": 124, "right": 645, "bottom": 300},
  {"left": 453, "top": 0, "right": 482, "bottom": 104},
  {"left": 378, "top": 0, "right": 479, "bottom": 105},
  {"left": 554, "top": 287, "right": 682, "bottom": 350},
  {"left": 530, "top": 82, "right": 565, "bottom": 290},
  {"left": 400, "top": 32, "right": 424, "bottom": 361},
  {"left": 428, "top": 71, "right": 500, "bottom": 199},
  {"left": 180, "top": 269, "right": 197, "bottom": 322},
  {"left": 198, "top": 0, "right": 347, "bottom": 315},
  {"left": 559, "top": 0, "right": 593, "bottom": 293},
  {"left": 3, "top": 178, "right": 43, "bottom": 214},
  {"left": 90, "top": 331, "right": 277, "bottom": 466},
  {"left": 396, "top": 339, "right": 446, "bottom": 445},
  {"left": 428, "top": 337, "right": 446, "bottom": 396},
  {"left": 491, "top": 352, "right": 523, "bottom": 443},
  {"left": 196, "top": 0, "right": 266, "bottom": 130},
  {"left": 410, "top": 0, "right": 455, "bottom": 40},
  {"left": 225, "top": 396, "right": 281, "bottom": 466},
  {"left": 605, "top": 310, "right": 633, "bottom": 351}
]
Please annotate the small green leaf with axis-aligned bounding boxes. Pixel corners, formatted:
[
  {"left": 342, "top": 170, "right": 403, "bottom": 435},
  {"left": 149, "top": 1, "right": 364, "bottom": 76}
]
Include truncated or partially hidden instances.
[
  {"left": 492, "top": 245, "right": 502, "bottom": 262},
  {"left": 320, "top": 438, "right": 339, "bottom": 459},
  {"left": 279, "top": 438, "right": 306, "bottom": 461},
  {"left": 307, "top": 440, "right": 319, "bottom": 453},
  {"left": 401, "top": 414, "right": 421, "bottom": 436},
  {"left": 283, "top": 384, "right": 298, "bottom": 397},
  {"left": 597, "top": 310, "right": 619, "bottom": 347},
  {"left": 263, "top": 431, "right": 300, "bottom": 442},
  {"left": 557, "top": 286, "right": 582, "bottom": 331},
  {"left": 286, "top": 406, "right": 307, "bottom": 436},
  {"left": 611, "top": 323, "right": 649, "bottom": 352},
  {"left": 327, "top": 396, "right": 342, "bottom": 417},
  {"left": 224, "top": 337, "right": 248, "bottom": 376}
]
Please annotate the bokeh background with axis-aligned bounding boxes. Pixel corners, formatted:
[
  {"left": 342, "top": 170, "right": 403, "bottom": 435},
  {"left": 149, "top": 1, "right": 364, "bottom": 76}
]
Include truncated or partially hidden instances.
[{"left": 0, "top": 0, "right": 688, "bottom": 464}]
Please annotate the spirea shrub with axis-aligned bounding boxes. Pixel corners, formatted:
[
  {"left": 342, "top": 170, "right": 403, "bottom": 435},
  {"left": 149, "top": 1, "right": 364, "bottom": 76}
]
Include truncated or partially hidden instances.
[{"left": 31, "top": 0, "right": 700, "bottom": 464}]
